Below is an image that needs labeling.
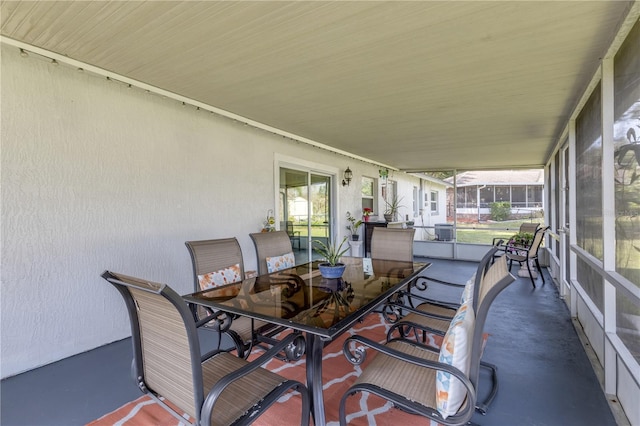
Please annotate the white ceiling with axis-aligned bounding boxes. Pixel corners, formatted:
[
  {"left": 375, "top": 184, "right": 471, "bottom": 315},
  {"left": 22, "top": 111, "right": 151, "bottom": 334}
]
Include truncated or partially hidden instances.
[{"left": 1, "top": 1, "right": 635, "bottom": 171}]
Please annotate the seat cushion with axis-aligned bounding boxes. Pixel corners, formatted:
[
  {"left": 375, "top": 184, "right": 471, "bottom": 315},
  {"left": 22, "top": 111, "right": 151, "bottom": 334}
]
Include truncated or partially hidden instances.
[
  {"left": 436, "top": 301, "right": 475, "bottom": 419},
  {"left": 266, "top": 252, "right": 295, "bottom": 273},
  {"left": 198, "top": 263, "right": 242, "bottom": 290}
]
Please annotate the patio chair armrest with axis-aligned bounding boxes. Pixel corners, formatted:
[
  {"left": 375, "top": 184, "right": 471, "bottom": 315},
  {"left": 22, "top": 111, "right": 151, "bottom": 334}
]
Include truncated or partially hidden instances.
[
  {"left": 192, "top": 308, "right": 235, "bottom": 331},
  {"left": 386, "top": 320, "right": 447, "bottom": 345},
  {"left": 205, "top": 332, "right": 305, "bottom": 401},
  {"left": 420, "top": 275, "right": 467, "bottom": 288},
  {"left": 342, "top": 336, "right": 475, "bottom": 399},
  {"left": 386, "top": 300, "right": 456, "bottom": 321}
]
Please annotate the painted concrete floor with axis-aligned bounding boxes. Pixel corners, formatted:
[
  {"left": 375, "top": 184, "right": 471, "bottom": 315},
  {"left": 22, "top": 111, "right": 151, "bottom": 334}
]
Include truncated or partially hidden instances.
[{"left": 1, "top": 258, "right": 623, "bottom": 425}]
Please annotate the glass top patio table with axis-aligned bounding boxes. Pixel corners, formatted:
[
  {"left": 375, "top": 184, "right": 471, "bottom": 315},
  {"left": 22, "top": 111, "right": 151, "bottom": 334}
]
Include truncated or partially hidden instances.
[
  {"left": 183, "top": 256, "right": 429, "bottom": 340},
  {"left": 183, "top": 256, "right": 429, "bottom": 425}
]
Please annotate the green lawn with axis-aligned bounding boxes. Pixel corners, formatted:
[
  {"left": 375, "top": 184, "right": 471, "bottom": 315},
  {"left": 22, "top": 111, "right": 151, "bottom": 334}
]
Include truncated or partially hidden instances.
[{"left": 451, "top": 220, "right": 545, "bottom": 244}]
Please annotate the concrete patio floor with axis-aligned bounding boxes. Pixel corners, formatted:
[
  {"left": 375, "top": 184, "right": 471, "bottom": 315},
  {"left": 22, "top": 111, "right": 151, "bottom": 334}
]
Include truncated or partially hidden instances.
[{"left": 1, "top": 257, "right": 626, "bottom": 425}]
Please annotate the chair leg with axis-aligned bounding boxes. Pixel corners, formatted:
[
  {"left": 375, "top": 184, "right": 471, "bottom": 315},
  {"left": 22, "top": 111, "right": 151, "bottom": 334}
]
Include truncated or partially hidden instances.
[
  {"left": 526, "top": 260, "right": 536, "bottom": 288},
  {"left": 477, "top": 360, "right": 499, "bottom": 415},
  {"left": 535, "top": 258, "right": 545, "bottom": 284}
]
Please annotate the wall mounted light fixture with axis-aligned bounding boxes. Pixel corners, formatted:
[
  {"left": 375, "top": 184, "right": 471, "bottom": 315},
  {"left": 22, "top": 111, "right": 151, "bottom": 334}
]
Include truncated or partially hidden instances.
[{"left": 342, "top": 167, "right": 353, "bottom": 187}]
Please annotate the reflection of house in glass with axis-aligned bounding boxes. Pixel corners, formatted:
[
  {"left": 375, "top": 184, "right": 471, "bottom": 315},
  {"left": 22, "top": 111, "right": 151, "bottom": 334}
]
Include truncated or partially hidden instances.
[{"left": 445, "top": 170, "right": 544, "bottom": 223}]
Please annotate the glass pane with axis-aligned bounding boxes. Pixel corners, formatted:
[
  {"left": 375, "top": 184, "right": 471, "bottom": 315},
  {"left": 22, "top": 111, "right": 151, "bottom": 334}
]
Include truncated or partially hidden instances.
[
  {"left": 361, "top": 177, "right": 373, "bottom": 197},
  {"left": 479, "top": 186, "right": 494, "bottom": 208},
  {"left": 527, "top": 186, "right": 543, "bottom": 208},
  {"left": 576, "top": 84, "right": 604, "bottom": 261},
  {"left": 465, "top": 186, "right": 477, "bottom": 207},
  {"left": 614, "top": 19, "right": 640, "bottom": 288},
  {"left": 617, "top": 290, "right": 640, "bottom": 364},
  {"left": 512, "top": 186, "right": 526, "bottom": 207},
  {"left": 456, "top": 187, "right": 465, "bottom": 207},
  {"left": 310, "top": 174, "right": 331, "bottom": 246},
  {"left": 361, "top": 198, "right": 374, "bottom": 212},
  {"left": 577, "top": 258, "right": 603, "bottom": 312},
  {"left": 280, "top": 168, "right": 309, "bottom": 247},
  {"left": 495, "top": 186, "right": 510, "bottom": 202}
]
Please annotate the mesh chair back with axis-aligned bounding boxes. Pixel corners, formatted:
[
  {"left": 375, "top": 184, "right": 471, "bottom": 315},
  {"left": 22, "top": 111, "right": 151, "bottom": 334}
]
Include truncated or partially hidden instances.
[
  {"left": 102, "top": 271, "right": 203, "bottom": 420},
  {"left": 468, "top": 256, "right": 515, "bottom": 387},
  {"left": 370, "top": 227, "right": 415, "bottom": 262},
  {"left": 469, "top": 245, "right": 500, "bottom": 311},
  {"left": 519, "top": 222, "right": 540, "bottom": 235},
  {"left": 185, "top": 238, "right": 245, "bottom": 292},
  {"left": 249, "top": 231, "right": 293, "bottom": 276},
  {"left": 527, "top": 226, "right": 548, "bottom": 259}
]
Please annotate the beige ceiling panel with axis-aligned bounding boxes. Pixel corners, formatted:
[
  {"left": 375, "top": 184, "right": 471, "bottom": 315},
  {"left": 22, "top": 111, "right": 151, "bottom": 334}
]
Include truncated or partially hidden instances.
[{"left": 1, "top": 0, "right": 635, "bottom": 170}]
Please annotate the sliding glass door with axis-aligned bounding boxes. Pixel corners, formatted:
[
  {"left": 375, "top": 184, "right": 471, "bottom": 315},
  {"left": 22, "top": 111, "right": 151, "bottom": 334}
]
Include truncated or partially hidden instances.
[{"left": 279, "top": 167, "right": 333, "bottom": 263}]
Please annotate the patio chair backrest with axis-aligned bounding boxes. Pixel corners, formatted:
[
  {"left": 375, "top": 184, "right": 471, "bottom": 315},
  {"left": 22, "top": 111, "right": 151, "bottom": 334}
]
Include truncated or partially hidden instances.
[
  {"left": 102, "top": 271, "right": 203, "bottom": 420},
  {"left": 250, "top": 231, "right": 294, "bottom": 276},
  {"left": 185, "top": 237, "right": 245, "bottom": 292},
  {"left": 467, "top": 245, "right": 500, "bottom": 311},
  {"left": 527, "top": 226, "right": 549, "bottom": 259},
  {"left": 370, "top": 227, "right": 415, "bottom": 262},
  {"left": 468, "top": 256, "right": 515, "bottom": 387},
  {"left": 519, "top": 222, "right": 540, "bottom": 235}
]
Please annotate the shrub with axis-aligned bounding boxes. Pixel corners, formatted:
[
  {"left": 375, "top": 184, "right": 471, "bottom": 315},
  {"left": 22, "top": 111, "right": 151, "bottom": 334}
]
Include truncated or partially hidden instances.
[{"left": 490, "top": 202, "right": 511, "bottom": 221}]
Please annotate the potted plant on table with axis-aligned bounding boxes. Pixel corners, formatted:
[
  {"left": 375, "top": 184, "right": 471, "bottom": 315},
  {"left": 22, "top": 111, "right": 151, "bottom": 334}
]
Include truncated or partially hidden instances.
[
  {"left": 346, "top": 211, "right": 363, "bottom": 241},
  {"left": 362, "top": 207, "right": 373, "bottom": 222},
  {"left": 383, "top": 195, "right": 404, "bottom": 223},
  {"left": 313, "top": 236, "right": 350, "bottom": 279}
]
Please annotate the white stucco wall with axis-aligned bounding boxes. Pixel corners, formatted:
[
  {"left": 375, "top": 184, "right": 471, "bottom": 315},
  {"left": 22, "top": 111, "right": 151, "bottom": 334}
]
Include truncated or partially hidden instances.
[{"left": 1, "top": 44, "right": 400, "bottom": 378}]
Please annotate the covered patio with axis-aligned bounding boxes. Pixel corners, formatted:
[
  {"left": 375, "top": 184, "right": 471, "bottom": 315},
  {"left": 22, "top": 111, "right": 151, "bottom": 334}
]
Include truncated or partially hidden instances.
[
  {"left": 2, "top": 1, "right": 639, "bottom": 425},
  {"left": 1, "top": 259, "right": 623, "bottom": 425}
]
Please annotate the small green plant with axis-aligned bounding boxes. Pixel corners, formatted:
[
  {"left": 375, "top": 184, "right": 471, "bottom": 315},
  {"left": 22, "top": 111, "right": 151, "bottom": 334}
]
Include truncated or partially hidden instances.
[
  {"left": 384, "top": 195, "right": 404, "bottom": 221},
  {"left": 313, "top": 236, "right": 349, "bottom": 266},
  {"left": 510, "top": 231, "right": 534, "bottom": 247},
  {"left": 490, "top": 201, "right": 511, "bottom": 221},
  {"left": 346, "top": 211, "right": 363, "bottom": 237}
]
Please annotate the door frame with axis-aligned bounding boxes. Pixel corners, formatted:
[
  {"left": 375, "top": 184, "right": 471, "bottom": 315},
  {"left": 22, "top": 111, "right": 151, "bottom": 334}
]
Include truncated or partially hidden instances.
[{"left": 275, "top": 154, "right": 339, "bottom": 262}]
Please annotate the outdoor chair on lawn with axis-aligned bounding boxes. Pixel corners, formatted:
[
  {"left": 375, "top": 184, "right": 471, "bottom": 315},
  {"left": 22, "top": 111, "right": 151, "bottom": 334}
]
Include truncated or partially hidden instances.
[
  {"left": 505, "top": 225, "right": 549, "bottom": 288},
  {"left": 338, "top": 256, "right": 515, "bottom": 425},
  {"left": 102, "top": 270, "right": 310, "bottom": 426},
  {"left": 185, "top": 238, "right": 273, "bottom": 358}
]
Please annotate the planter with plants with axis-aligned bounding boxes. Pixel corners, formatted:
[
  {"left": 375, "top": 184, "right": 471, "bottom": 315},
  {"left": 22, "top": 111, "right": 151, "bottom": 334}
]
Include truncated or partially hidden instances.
[
  {"left": 383, "top": 195, "right": 403, "bottom": 222},
  {"left": 508, "top": 231, "right": 534, "bottom": 249},
  {"left": 362, "top": 207, "right": 373, "bottom": 222},
  {"left": 313, "top": 236, "right": 349, "bottom": 278},
  {"left": 346, "top": 211, "right": 363, "bottom": 241}
]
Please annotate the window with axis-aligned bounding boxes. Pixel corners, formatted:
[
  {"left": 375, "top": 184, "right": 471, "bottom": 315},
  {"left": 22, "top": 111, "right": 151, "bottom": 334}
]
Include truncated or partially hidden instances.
[
  {"left": 479, "top": 186, "right": 494, "bottom": 208},
  {"left": 413, "top": 186, "right": 419, "bottom": 217},
  {"left": 511, "top": 186, "right": 526, "bottom": 207},
  {"left": 382, "top": 180, "right": 397, "bottom": 206},
  {"left": 457, "top": 186, "right": 477, "bottom": 208},
  {"left": 361, "top": 177, "right": 375, "bottom": 213},
  {"left": 495, "top": 186, "right": 510, "bottom": 202},
  {"left": 527, "top": 185, "right": 543, "bottom": 207},
  {"left": 430, "top": 190, "right": 438, "bottom": 213}
]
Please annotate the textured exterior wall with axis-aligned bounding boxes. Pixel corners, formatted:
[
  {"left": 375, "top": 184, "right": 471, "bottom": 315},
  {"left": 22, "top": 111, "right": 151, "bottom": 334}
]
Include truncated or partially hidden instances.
[{"left": 0, "top": 45, "right": 347, "bottom": 377}]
